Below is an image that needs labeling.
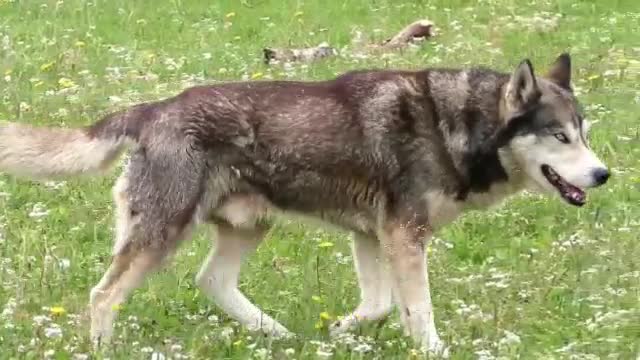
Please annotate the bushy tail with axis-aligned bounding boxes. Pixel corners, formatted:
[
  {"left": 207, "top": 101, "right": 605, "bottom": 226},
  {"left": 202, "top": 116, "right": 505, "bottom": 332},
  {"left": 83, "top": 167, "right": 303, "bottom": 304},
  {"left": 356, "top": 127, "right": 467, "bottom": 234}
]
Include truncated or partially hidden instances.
[{"left": 0, "top": 116, "right": 130, "bottom": 179}]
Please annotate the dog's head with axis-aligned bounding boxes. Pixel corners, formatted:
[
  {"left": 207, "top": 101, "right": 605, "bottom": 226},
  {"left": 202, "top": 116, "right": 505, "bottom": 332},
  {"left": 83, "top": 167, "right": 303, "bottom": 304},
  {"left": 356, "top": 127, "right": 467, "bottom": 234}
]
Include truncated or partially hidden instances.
[{"left": 501, "top": 54, "right": 609, "bottom": 206}]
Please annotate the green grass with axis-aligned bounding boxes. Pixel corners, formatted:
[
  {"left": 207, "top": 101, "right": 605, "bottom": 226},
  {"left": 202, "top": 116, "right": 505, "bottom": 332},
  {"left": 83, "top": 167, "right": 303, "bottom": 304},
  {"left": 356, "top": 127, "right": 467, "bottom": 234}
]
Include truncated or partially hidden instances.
[{"left": 0, "top": 0, "right": 639, "bottom": 358}]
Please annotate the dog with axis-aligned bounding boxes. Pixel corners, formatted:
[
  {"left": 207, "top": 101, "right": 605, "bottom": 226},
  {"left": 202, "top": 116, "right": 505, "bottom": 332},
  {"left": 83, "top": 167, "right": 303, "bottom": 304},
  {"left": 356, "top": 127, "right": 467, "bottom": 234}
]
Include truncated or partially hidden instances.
[{"left": 0, "top": 53, "right": 609, "bottom": 353}]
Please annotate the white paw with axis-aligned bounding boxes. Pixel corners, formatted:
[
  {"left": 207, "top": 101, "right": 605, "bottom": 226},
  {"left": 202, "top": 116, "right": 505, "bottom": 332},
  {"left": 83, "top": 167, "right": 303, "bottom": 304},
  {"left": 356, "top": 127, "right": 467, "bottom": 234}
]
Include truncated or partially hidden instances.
[
  {"left": 423, "top": 336, "right": 449, "bottom": 358},
  {"left": 329, "top": 315, "right": 358, "bottom": 336},
  {"left": 251, "top": 322, "right": 294, "bottom": 340},
  {"left": 90, "top": 329, "right": 112, "bottom": 350}
]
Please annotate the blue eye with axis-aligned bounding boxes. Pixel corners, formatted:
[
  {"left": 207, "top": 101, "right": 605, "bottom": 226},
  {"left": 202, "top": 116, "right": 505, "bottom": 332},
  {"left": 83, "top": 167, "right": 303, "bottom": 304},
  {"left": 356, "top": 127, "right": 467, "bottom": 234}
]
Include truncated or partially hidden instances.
[{"left": 554, "top": 133, "right": 570, "bottom": 144}]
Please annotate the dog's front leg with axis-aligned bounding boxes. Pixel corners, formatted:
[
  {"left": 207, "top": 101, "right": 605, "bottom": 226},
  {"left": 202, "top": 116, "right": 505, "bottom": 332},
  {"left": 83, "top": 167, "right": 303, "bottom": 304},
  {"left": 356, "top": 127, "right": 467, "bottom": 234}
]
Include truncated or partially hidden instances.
[{"left": 379, "top": 220, "right": 446, "bottom": 356}]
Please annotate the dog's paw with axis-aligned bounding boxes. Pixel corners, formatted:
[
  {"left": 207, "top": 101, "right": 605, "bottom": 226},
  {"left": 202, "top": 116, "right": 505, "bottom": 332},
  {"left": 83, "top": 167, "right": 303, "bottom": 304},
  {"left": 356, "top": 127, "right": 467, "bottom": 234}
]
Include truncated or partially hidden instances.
[
  {"left": 422, "top": 337, "right": 449, "bottom": 359},
  {"left": 329, "top": 315, "right": 357, "bottom": 337}
]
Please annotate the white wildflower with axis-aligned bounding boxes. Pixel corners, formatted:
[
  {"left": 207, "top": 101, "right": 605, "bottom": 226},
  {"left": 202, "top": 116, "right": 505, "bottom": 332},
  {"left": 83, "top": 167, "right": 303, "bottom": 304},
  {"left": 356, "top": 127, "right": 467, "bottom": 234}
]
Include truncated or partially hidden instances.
[
  {"left": 353, "top": 343, "right": 373, "bottom": 353},
  {"left": 58, "top": 258, "right": 71, "bottom": 270},
  {"left": 498, "top": 330, "right": 521, "bottom": 347},
  {"left": 151, "top": 352, "right": 166, "bottom": 360},
  {"left": 284, "top": 348, "right": 295, "bottom": 356},
  {"left": 29, "top": 203, "right": 49, "bottom": 219},
  {"left": 44, "top": 324, "right": 63, "bottom": 338},
  {"left": 220, "top": 326, "right": 234, "bottom": 340},
  {"left": 33, "top": 315, "right": 51, "bottom": 326},
  {"left": 254, "top": 348, "right": 269, "bottom": 359}
]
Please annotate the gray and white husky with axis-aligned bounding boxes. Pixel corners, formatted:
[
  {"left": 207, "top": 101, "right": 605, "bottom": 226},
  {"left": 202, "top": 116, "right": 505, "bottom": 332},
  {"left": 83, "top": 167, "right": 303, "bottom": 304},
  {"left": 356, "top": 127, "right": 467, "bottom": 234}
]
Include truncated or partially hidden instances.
[{"left": 0, "top": 53, "right": 609, "bottom": 353}]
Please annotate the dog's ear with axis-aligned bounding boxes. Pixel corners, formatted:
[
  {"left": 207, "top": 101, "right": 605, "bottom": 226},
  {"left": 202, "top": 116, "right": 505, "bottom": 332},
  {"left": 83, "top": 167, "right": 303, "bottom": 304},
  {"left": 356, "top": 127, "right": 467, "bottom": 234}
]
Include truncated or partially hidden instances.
[
  {"left": 505, "top": 59, "right": 541, "bottom": 114},
  {"left": 546, "top": 53, "right": 572, "bottom": 90}
]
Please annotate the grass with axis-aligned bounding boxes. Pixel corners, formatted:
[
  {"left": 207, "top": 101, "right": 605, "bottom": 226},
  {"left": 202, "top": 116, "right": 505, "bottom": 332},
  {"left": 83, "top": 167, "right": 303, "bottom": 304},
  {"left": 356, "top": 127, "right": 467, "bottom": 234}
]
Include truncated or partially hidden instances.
[{"left": 0, "top": 0, "right": 639, "bottom": 358}]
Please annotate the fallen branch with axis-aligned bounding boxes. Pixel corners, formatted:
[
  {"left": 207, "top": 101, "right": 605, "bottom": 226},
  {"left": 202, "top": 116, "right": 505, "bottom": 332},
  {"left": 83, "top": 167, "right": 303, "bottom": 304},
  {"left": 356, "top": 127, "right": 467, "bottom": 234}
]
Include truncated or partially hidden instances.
[
  {"left": 263, "top": 19, "right": 436, "bottom": 65},
  {"left": 263, "top": 42, "right": 337, "bottom": 64},
  {"left": 378, "top": 19, "right": 436, "bottom": 50}
]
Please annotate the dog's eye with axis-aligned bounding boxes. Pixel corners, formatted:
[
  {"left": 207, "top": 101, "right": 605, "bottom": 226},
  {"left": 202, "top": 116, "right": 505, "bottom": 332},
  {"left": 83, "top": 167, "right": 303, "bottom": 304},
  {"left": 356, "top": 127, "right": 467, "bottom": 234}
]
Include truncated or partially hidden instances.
[{"left": 554, "top": 133, "right": 570, "bottom": 144}]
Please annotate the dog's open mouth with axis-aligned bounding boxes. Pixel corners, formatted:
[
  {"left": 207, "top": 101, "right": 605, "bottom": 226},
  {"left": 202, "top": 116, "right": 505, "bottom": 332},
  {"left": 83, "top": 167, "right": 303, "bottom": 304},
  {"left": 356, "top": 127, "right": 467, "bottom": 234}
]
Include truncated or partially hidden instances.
[{"left": 541, "top": 165, "right": 585, "bottom": 206}]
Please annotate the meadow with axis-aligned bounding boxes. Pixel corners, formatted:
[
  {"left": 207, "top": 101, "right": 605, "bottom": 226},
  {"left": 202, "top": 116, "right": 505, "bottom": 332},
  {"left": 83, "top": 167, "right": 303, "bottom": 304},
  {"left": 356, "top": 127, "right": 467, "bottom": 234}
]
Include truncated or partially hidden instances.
[{"left": 0, "top": 0, "right": 638, "bottom": 358}]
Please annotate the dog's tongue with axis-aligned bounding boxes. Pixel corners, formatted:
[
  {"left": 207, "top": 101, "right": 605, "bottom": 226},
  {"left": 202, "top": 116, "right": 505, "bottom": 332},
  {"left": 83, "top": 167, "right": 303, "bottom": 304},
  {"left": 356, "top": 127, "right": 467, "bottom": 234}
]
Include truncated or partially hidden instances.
[{"left": 562, "top": 183, "right": 586, "bottom": 206}]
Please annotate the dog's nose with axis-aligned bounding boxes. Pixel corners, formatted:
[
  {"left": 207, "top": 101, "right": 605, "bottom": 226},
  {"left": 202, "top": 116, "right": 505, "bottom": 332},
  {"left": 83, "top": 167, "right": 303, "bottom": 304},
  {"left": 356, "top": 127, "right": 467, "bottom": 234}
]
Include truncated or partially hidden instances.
[{"left": 592, "top": 168, "right": 610, "bottom": 186}]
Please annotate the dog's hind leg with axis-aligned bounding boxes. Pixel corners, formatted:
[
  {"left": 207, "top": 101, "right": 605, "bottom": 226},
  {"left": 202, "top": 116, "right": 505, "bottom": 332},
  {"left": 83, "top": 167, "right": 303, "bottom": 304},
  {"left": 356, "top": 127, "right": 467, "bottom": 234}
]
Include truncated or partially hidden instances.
[
  {"left": 89, "top": 247, "right": 172, "bottom": 346},
  {"left": 89, "top": 153, "right": 201, "bottom": 346},
  {"left": 196, "top": 222, "right": 292, "bottom": 338},
  {"left": 330, "top": 233, "right": 393, "bottom": 335}
]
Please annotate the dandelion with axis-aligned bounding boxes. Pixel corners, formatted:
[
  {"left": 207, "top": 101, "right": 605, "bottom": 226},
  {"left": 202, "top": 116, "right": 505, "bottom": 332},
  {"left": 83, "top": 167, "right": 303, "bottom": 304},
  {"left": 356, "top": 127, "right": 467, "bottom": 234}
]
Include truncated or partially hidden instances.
[
  {"left": 58, "top": 77, "right": 76, "bottom": 89},
  {"left": 50, "top": 306, "right": 66, "bottom": 316},
  {"left": 40, "top": 61, "right": 55, "bottom": 72},
  {"left": 319, "top": 311, "right": 331, "bottom": 321}
]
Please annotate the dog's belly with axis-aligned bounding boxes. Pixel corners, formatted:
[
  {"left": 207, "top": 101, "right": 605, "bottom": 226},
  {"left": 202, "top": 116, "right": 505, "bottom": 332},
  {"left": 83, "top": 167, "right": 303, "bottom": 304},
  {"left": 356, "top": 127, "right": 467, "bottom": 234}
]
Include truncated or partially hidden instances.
[{"left": 210, "top": 192, "right": 377, "bottom": 236}]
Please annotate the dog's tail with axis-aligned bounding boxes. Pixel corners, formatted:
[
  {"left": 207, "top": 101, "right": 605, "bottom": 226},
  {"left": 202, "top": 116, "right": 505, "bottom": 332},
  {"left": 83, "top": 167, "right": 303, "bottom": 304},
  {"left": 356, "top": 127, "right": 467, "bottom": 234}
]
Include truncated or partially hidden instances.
[{"left": 0, "top": 110, "right": 137, "bottom": 179}]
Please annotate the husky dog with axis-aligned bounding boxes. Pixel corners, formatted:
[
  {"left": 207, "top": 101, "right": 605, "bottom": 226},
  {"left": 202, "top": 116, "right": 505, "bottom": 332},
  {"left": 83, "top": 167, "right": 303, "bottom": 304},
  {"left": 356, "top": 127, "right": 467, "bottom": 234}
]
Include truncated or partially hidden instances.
[{"left": 0, "top": 53, "right": 609, "bottom": 353}]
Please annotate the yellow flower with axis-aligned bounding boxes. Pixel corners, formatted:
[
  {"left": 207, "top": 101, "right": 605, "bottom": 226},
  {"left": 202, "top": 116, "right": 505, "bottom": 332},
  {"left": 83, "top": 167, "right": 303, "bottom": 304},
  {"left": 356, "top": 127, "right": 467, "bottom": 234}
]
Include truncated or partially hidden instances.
[
  {"left": 319, "top": 311, "right": 332, "bottom": 321},
  {"left": 40, "top": 61, "right": 55, "bottom": 72},
  {"left": 408, "top": 349, "right": 421, "bottom": 359},
  {"left": 251, "top": 72, "right": 263, "bottom": 79},
  {"left": 225, "top": 12, "right": 236, "bottom": 18},
  {"left": 58, "top": 77, "right": 76, "bottom": 88},
  {"left": 318, "top": 241, "right": 334, "bottom": 248},
  {"left": 74, "top": 40, "right": 85, "bottom": 48},
  {"left": 50, "top": 306, "right": 66, "bottom": 316}
]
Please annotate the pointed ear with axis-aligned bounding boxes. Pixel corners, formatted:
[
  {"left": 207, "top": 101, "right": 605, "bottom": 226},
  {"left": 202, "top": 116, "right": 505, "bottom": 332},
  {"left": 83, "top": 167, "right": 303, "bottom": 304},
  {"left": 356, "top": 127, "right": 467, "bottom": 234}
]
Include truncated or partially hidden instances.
[
  {"left": 546, "top": 53, "right": 572, "bottom": 90},
  {"left": 506, "top": 59, "right": 541, "bottom": 114}
]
